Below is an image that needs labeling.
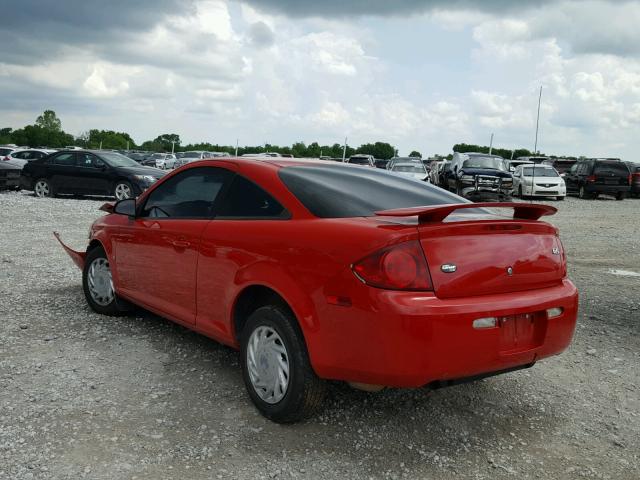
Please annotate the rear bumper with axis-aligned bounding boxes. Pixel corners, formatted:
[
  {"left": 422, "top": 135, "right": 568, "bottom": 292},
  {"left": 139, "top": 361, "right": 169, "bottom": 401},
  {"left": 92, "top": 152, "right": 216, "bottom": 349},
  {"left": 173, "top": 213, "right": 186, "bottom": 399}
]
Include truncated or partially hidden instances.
[
  {"left": 585, "top": 184, "right": 630, "bottom": 194},
  {"left": 311, "top": 279, "right": 578, "bottom": 387}
]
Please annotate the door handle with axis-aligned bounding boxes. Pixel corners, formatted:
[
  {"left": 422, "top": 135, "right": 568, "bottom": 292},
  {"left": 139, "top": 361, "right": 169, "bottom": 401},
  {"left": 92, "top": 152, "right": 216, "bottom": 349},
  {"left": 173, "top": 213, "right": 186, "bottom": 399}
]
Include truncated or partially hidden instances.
[{"left": 171, "top": 240, "right": 191, "bottom": 248}]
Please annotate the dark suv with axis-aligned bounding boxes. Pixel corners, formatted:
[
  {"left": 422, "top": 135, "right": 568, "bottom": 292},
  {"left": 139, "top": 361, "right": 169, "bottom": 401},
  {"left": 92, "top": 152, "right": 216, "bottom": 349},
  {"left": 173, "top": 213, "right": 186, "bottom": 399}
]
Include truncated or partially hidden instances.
[
  {"left": 565, "top": 159, "right": 631, "bottom": 200},
  {"left": 448, "top": 152, "right": 513, "bottom": 201},
  {"left": 626, "top": 162, "right": 640, "bottom": 197}
]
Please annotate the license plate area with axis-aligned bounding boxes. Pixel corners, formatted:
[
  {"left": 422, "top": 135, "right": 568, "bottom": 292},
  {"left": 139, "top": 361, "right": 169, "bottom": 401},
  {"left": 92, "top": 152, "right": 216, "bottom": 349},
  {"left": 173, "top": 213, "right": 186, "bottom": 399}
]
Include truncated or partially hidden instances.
[{"left": 499, "top": 312, "right": 546, "bottom": 353}]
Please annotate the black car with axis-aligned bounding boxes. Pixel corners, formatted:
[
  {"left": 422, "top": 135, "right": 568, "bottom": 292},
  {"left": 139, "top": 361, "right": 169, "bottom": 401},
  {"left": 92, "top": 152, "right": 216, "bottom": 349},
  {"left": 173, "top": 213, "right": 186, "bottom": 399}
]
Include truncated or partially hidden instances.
[
  {"left": 625, "top": 162, "right": 640, "bottom": 197},
  {"left": 0, "top": 162, "right": 21, "bottom": 190},
  {"left": 565, "top": 158, "right": 631, "bottom": 200},
  {"left": 21, "top": 150, "right": 165, "bottom": 200}
]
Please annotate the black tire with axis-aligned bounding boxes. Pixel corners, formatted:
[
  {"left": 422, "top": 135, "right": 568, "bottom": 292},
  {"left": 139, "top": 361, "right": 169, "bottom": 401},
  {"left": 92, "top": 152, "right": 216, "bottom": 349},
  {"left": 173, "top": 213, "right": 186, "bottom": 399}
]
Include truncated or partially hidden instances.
[
  {"left": 556, "top": 196, "right": 564, "bottom": 201},
  {"left": 240, "top": 305, "right": 326, "bottom": 423},
  {"left": 34, "top": 178, "right": 55, "bottom": 198},
  {"left": 518, "top": 185, "right": 524, "bottom": 198},
  {"left": 616, "top": 191, "right": 626, "bottom": 201},
  {"left": 82, "top": 247, "right": 131, "bottom": 316},
  {"left": 578, "top": 185, "right": 590, "bottom": 199}
]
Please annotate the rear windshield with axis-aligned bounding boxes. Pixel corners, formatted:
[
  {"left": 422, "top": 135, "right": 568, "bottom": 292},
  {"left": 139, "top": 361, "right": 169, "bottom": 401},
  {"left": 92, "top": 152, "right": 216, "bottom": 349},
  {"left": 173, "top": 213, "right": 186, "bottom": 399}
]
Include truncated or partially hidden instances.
[
  {"left": 348, "top": 157, "right": 371, "bottom": 165},
  {"left": 279, "top": 164, "right": 465, "bottom": 218},
  {"left": 594, "top": 162, "right": 630, "bottom": 176},
  {"left": 393, "top": 164, "right": 425, "bottom": 173}
]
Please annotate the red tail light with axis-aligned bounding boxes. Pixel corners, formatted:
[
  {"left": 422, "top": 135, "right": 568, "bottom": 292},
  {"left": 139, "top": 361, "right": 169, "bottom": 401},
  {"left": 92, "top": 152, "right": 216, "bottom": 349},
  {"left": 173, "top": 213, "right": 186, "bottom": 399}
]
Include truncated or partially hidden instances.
[
  {"left": 586, "top": 175, "right": 596, "bottom": 182},
  {"left": 2, "top": 156, "right": 10, "bottom": 161},
  {"left": 352, "top": 240, "right": 433, "bottom": 291},
  {"left": 628, "top": 174, "right": 633, "bottom": 185}
]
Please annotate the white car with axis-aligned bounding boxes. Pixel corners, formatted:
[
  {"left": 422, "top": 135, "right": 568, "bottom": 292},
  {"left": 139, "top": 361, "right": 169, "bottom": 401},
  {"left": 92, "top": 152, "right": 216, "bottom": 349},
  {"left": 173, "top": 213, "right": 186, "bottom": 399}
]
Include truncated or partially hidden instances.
[
  {"left": 150, "top": 153, "right": 177, "bottom": 170},
  {"left": 177, "top": 151, "right": 211, "bottom": 167},
  {"left": 513, "top": 164, "right": 566, "bottom": 200},
  {"left": 5, "top": 148, "right": 57, "bottom": 168},
  {"left": 390, "top": 162, "right": 429, "bottom": 182}
]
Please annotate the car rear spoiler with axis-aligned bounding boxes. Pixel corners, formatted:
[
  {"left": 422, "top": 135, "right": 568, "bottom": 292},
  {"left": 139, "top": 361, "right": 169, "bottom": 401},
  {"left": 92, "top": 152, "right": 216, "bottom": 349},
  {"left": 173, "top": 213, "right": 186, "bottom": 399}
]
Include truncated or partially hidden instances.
[
  {"left": 375, "top": 202, "right": 557, "bottom": 223},
  {"left": 53, "top": 232, "right": 86, "bottom": 270}
]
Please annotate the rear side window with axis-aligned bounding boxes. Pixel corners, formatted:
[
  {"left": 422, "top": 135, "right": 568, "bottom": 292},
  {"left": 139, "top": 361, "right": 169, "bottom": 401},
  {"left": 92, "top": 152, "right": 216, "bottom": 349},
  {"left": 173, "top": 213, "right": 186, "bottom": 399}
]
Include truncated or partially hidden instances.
[
  {"left": 594, "top": 162, "right": 630, "bottom": 176},
  {"left": 52, "top": 153, "right": 76, "bottom": 166},
  {"left": 141, "top": 167, "right": 232, "bottom": 219},
  {"left": 279, "top": 165, "right": 465, "bottom": 218},
  {"left": 216, "top": 175, "right": 288, "bottom": 219}
]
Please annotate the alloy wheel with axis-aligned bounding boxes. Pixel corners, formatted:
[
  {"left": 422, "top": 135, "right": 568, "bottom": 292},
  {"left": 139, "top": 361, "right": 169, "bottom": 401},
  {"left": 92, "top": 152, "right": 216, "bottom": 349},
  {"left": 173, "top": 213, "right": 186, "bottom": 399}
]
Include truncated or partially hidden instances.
[
  {"left": 87, "top": 257, "right": 114, "bottom": 306},
  {"left": 114, "top": 183, "right": 132, "bottom": 200},
  {"left": 246, "top": 326, "right": 290, "bottom": 404},
  {"left": 34, "top": 180, "right": 50, "bottom": 198}
]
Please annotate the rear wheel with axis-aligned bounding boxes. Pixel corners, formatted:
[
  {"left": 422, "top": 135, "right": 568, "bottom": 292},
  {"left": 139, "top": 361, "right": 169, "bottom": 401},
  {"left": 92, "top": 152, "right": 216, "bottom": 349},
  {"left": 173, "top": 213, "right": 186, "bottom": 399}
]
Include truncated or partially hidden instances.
[
  {"left": 578, "top": 185, "right": 590, "bottom": 199},
  {"left": 518, "top": 185, "right": 524, "bottom": 198},
  {"left": 240, "top": 305, "right": 326, "bottom": 423},
  {"left": 616, "top": 191, "right": 626, "bottom": 201},
  {"left": 114, "top": 181, "right": 133, "bottom": 200},
  {"left": 556, "top": 196, "right": 565, "bottom": 201},
  {"left": 34, "top": 178, "right": 54, "bottom": 198},
  {"left": 82, "top": 248, "right": 131, "bottom": 316}
]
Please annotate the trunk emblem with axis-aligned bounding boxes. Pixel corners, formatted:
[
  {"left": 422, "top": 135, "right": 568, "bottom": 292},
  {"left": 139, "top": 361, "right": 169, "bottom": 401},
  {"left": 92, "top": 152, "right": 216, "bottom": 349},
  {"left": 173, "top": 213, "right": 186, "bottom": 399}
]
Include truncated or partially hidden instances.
[
  {"left": 552, "top": 247, "right": 560, "bottom": 255},
  {"left": 507, "top": 266, "right": 513, "bottom": 276},
  {"left": 441, "top": 264, "right": 457, "bottom": 273}
]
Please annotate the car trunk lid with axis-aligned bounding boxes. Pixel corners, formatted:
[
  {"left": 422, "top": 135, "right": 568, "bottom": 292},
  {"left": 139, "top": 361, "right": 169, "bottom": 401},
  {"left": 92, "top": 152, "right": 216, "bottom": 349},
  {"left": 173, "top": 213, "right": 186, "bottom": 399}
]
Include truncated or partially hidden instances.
[{"left": 375, "top": 203, "right": 566, "bottom": 298}]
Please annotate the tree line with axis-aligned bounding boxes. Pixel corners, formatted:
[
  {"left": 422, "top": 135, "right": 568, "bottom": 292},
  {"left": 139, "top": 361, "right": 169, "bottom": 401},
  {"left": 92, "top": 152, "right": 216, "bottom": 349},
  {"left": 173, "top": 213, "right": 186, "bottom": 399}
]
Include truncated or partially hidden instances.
[{"left": 1, "top": 110, "right": 572, "bottom": 160}]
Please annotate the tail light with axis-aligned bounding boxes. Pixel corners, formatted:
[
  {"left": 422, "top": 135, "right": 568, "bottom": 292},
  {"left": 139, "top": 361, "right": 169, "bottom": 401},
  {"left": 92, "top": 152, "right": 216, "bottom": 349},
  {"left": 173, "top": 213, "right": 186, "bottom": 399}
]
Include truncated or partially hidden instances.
[
  {"left": 352, "top": 240, "right": 433, "bottom": 291},
  {"left": 2, "top": 156, "right": 10, "bottom": 161},
  {"left": 586, "top": 175, "right": 596, "bottom": 182},
  {"left": 628, "top": 174, "right": 632, "bottom": 186}
]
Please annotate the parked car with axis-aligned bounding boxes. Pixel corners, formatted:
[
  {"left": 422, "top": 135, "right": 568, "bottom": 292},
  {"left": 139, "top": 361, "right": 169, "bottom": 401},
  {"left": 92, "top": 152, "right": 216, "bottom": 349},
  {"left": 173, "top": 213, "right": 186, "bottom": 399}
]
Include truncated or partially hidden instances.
[
  {"left": 448, "top": 152, "right": 513, "bottom": 201},
  {"left": 126, "top": 152, "right": 151, "bottom": 163},
  {"left": 176, "top": 151, "right": 210, "bottom": 167},
  {"left": 390, "top": 161, "right": 429, "bottom": 181},
  {"left": 21, "top": 150, "right": 165, "bottom": 200},
  {"left": 148, "top": 153, "right": 177, "bottom": 170},
  {"left": 386, "top": 157, "right": 421, "bottom": 171},
  {"left": 374, "top": 158, "right": 389, "bottom": 169},
  {"left": 564, "top": 158, "right": 631, "bottom": 200},
  {"left": 542, "top": 158, "right": 577, "bottom": 175},
  {"left": 55, "top": 159, "right": 578, "bottom": 423},
  {"left": 0, "top": 161, "right": 21, "bottom": 190},
  {"left": 625, "top": 162, "right": 640, "bottom": 197},
  {"left": 0, "top": 146, "right": 18, "bottom": 159},
  {"left": 513, "top": 164, "right": 566, "bottom": 200},
  {"left": 505, "top": 159, "right": 534, "bottom": 173},
  {"left": 4, "top": 148, "right": 57, "bottom": 168},
  {"left": 347, "top": 154, "right": 375, "bottom": 167}
]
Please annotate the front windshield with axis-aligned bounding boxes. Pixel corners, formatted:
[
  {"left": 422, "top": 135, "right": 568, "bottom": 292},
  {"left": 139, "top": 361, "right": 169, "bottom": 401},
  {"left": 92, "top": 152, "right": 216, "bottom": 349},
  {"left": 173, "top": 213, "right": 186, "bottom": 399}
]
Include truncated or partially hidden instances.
[
  {"left": 522, "top": 167, "right": 559, "bottom": 177},
  {"left": 99, "top": 152, "right": 141, "bottom": 167},
  {"left": 394, "top": 164, "right": 425, "bottom": 173},
  {"left": 462, "top": 157, "right": 505, "bottom": 170},
  {"left": 183, "top": 152, "right": 202, "bottom": 158}
]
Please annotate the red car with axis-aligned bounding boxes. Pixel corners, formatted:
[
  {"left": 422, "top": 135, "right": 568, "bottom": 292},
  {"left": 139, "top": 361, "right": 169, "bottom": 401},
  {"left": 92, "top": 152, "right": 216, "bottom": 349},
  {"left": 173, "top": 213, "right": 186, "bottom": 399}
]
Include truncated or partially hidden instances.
[{"left": 56, "top": 158, "right": 578, "bottom": 423}]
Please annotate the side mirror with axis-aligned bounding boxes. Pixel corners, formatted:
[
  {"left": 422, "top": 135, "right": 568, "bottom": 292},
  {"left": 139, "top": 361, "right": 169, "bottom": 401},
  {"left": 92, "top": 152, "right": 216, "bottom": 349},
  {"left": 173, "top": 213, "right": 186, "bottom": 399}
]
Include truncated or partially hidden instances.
[{"left": 114, "top": 198, "right": 136, "bottom": 218}]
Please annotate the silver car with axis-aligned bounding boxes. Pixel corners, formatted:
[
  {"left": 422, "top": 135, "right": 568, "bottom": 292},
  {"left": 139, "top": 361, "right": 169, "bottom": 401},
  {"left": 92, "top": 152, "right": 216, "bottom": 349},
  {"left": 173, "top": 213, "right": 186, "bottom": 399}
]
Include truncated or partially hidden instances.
[
  {"left": 176, "top": 151, "right": 210, "bottom": 167},
  {"left": 150, "top": 153, "right": 177, "bottom": 170},
  {"left": 390, "top": 162, "right": 429, "bottom": 182}
]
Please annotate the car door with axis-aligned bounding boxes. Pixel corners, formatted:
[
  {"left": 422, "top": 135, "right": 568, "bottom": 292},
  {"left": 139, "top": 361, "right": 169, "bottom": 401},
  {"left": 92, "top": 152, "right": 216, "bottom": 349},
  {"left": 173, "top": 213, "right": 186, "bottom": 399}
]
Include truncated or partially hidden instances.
[
  {"left": 48, "top": 152, "right": 79, "bottom": 193},
  {"left": 195, "top": 173, "right": 290, "bottom": 341},
  {"left": 74, "top": 152, "right": 112, "bottom": 195},
  {"left": 113, "top": 166, "right": 234, "bottom": 324},
  {"left": 565, "top": 163, "right": 579, "bottom": 192}
]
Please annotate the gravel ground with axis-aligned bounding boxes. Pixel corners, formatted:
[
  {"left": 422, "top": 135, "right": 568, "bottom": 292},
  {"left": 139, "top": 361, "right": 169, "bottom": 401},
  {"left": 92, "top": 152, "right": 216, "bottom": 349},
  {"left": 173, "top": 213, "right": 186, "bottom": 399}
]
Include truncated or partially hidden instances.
[{"left": 1, "top": 190, "right": 638, "bottom": 480}]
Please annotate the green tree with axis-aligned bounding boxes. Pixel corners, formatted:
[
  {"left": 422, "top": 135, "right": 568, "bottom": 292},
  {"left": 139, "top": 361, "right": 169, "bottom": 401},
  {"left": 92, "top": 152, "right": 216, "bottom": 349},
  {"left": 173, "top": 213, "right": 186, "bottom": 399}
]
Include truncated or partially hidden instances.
[
  {"left": 35, "top": 110, "right": 62, "bottom": 132},
  {"left": 409, "top": 150, "right": 422, "bottom": 158},
  {"left": 153, "top": 133, "right": 181, "bottom": 152},
  {"left": 356, "top": 142, "right": 396, "bottom": 159}
]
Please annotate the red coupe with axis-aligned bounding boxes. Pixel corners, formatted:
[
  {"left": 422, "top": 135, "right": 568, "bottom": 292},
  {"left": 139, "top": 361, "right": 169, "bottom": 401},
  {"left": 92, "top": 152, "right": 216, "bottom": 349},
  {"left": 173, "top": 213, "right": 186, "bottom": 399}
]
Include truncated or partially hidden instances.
[{"left": 56, "top": 158, "right": 578, "bottom": 423}]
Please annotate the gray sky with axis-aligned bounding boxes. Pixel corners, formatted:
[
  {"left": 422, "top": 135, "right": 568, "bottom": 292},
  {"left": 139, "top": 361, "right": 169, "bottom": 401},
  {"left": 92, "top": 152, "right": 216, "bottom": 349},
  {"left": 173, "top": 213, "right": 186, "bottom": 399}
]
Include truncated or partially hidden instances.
[{"left": 2, "top": 0, "right": 640, "bottom": 157}]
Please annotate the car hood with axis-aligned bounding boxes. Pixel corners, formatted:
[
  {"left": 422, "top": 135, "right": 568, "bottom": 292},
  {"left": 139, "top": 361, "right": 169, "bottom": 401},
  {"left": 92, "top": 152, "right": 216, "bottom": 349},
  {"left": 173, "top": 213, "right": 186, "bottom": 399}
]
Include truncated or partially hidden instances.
[
  {"left": 114, "top": 165, "right": 165, "bottom": 178},
  {"left": 459, "top": 168, "right": 512, "bottom": 178},
  {"left": 0, "top": 161, "right": 22, "bottom": 170},
  {"left": 525, "top": 176, "right": 564, "bottom": 184}
]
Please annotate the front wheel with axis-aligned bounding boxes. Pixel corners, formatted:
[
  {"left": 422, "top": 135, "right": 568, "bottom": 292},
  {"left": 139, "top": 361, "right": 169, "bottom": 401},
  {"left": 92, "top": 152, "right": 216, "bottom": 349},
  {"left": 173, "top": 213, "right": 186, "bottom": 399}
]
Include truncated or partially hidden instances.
[
  {"left": 556, "top": 196, "right": 565, "bottom": 201},
  {"left": 240, "top": 305, "right": 326, "bottom": 423},
  {"left": 616, "top": 191, "right": 626, "bottom": 201},
  {"left": 578, "top": 185, "right": 590, "bottom": 199},
  {"left": 114, "top": 181, "right": 133, "bottom": 200},
  {"left": 82, "top": 248, "right": 131, "bottom": 316}
]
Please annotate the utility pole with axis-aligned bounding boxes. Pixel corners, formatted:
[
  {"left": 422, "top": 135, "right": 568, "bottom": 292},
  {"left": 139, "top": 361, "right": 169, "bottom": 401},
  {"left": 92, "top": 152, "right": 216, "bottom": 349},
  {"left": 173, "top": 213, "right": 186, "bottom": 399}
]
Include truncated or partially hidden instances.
[
  {"left": 171, "top": 141, "right": 175, "bottom": 154},
  {"left": 99, "top": 140, "right": 102, "bottom": 150},
  {"left": 534, "top": 85, "right": 543, "bottom": 154},
  {"left": 489, "top": 133, "right": 494, "bottom": 155},
  {"left": 235, "top": 139, "right": 239, "bottom": 157},
  {"left": 342, "top": 137, "right": 348, "bottom": 162}
]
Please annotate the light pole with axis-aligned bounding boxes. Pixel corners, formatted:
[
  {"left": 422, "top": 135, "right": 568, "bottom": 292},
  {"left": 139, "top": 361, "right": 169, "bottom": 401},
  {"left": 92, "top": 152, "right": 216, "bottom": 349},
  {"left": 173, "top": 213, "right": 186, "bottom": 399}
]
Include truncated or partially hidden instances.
[
  {"left": 342, "top": 137, "right": 348, "bottom": 162},
  {"left": 171, "top": 141, "right": 175, "bottom": 154}
]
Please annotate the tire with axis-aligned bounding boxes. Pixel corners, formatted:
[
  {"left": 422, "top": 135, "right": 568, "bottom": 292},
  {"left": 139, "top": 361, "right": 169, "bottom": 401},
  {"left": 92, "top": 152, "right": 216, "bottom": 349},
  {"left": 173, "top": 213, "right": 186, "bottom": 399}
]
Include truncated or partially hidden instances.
[
  {"left": 556, "top": 196, "right": 565, "bottom": 201},
  {"left": 114, "top": 181, "right": 133, "bottom": 200},
  {"left": 240, "top": 305, "right": 326, "bottom": 423},
  {"left": 616, "top": 191, "right": 626, "bottom": 201},
  {"left": 82, "top": 247, "right": 131, "bottom": 316},
  {"left": 518, "top": 186, "right": 523, "bottom": 198},
  {"left": 578, "top": 185, "right": 590, "bottom": 199},
  {"left": 34, "top": 178, "right": 54, "bottom": 198}
]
